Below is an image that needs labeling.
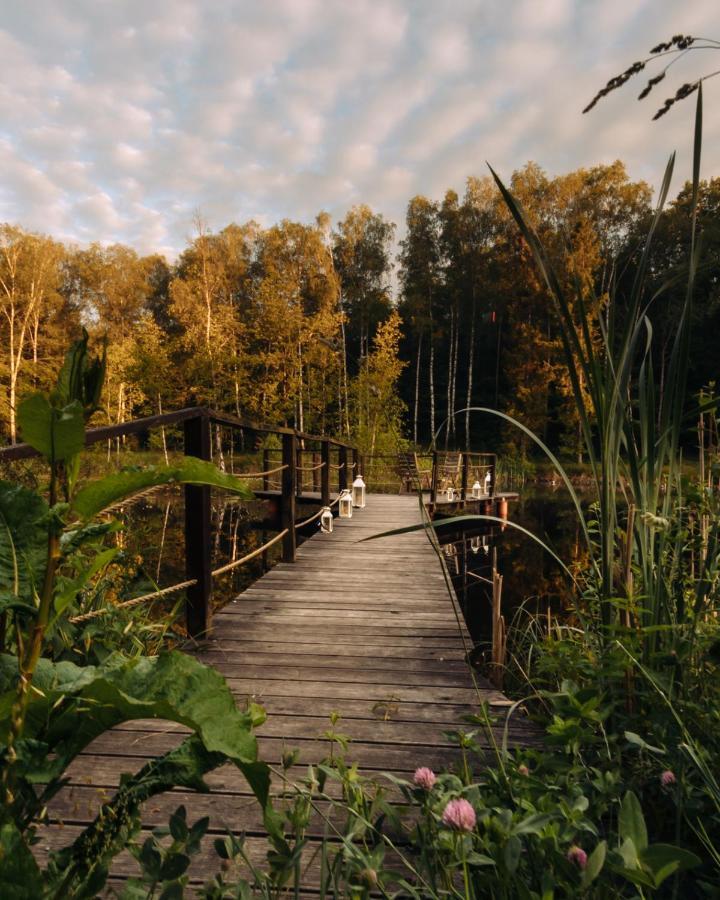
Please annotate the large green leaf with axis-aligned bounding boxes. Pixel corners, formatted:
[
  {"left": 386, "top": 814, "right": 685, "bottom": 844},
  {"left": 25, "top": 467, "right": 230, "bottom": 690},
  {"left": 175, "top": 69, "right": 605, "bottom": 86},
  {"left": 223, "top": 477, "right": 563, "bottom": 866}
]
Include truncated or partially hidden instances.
[
  {"left": 618, "top": 791, "right": 648, "bottom": 853},
  {"left": 0, "top": 481, "right": 48, "bottom": 613},
  {"left": 72, "top": 458, "right": 255, "bottom": 519},
  {"left": 0, "top": 651, "right": 271, "bottom": 832},
  {"left": 0, "top": 822, "right": 44, "bottom": 899},
  {"left": 17, "top": 394, "right": 85, "bottom": 463}
]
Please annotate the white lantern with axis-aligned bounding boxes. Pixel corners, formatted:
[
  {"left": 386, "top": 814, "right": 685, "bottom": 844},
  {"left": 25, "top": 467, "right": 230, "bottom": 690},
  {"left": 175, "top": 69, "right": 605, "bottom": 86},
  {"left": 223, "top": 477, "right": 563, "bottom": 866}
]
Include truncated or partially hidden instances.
[
  {"left": 470, "top": 535, "right": 481, "bottom": 554},
  {"left": 338, "top": 490, "right": 353, "bottom": 518},
  {"left": 471, "top": 480, "right": 482, "bottom": 499},
  {"left": 484, "top": 470, "right": 492, "bottom": 493},
  {"left": 482, "top": 535, "right": 489, "bottom": 554},
  {"left": 352, "top": 474, "right": 366, "bottom": 508},
  {"left": 446, "top": 487, "right": 455, "bottom": 502},
  {"left": 319, "top": 506, "right": 333, "bottom": 533}
]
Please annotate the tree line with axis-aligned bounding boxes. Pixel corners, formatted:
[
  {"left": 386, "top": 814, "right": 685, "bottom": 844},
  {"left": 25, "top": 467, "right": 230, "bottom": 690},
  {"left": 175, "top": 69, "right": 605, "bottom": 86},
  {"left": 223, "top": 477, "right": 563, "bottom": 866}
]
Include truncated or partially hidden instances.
[{"left": 1, "top": 160, "right": 718, "bottom": 458}]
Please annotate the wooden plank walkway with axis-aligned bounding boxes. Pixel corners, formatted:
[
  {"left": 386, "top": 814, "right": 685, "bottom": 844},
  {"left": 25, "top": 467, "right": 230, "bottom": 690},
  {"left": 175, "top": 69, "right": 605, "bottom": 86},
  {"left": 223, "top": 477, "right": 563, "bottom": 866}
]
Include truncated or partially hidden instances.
[{"left": 38, "top": 493, "right": 537, "bottom": 887}]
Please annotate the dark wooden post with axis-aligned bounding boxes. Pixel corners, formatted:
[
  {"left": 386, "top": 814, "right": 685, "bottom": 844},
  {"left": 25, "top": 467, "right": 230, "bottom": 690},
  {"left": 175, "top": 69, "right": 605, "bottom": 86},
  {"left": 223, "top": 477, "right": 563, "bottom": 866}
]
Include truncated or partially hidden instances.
[
  {"left": 262, "top": 449, "right": 270, "bottom": 491},
  {"left": 184, "top": 411, "right": 212, "bottom": 638},
  {"left": 489, "top": 455, "right": 497, "bottom": 497},
  {"left": 321, "top": 439, "right": 330, "bottom": 505},
  {"left": 461, "top": 452, "right": 469, "bottom": 504},
  {"left": 312, "top": 451, "right": 320, "bottom": 492},
  {"left": 430, "top": 450, "right": 439, "bottom": 509},
  {"left": 296, "top": 446, "right": 303, "bottom": 496},
  {"left": 338, "top": 445, "right": 348, "bottom": 492},
  {"left": 281, "top": 432, "right": 297, "bottom": 562}
]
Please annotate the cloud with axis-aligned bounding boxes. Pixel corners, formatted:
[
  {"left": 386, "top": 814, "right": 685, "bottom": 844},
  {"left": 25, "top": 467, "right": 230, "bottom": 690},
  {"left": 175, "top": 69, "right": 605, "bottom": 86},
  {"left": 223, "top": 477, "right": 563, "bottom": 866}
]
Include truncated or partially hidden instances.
[{"left": 0, "top": 0, "right": 717, "bottom": 261}]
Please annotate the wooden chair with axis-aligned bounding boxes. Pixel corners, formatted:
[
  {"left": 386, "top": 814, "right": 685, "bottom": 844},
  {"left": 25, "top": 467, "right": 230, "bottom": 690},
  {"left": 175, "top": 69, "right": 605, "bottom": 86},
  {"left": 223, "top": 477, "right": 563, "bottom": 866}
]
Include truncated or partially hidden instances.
[
  {"left": 395, "top": 452, "right": 431, "bottom": 493},
  {"left": 437, "top": 452, "right": 463, "bottom": 493}
]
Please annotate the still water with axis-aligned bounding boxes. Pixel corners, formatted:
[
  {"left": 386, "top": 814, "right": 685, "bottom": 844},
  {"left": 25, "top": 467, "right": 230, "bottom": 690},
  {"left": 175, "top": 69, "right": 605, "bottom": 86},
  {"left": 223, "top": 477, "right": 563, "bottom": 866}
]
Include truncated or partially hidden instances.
[{"left": 435, "top": 487, "right": 586, "bottom": 648}]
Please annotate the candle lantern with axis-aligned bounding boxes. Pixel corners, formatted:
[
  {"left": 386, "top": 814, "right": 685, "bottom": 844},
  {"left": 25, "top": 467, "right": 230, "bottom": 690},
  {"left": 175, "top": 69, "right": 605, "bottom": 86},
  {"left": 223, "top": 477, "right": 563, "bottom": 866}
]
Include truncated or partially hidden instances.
[
  {"left": 471, "top": 480, "right": 482, "bottom": 499},
  {"left": 319, "top": 506, "right": 333, "bottom": 533},
  {"left": 446, "top": 487, "right": 455, "bottom": 502},
  {"left": 470, "top": 535, "right": 481, "bottom": 554},
  {"left": 352, "top": 474, "right": 366, "bottom": 508},
  {"left": 484, "top": 469, "right": 492, "bottom": 493},
  {"left": 338, "top": 490, "right": 353, "bottom": 518}
]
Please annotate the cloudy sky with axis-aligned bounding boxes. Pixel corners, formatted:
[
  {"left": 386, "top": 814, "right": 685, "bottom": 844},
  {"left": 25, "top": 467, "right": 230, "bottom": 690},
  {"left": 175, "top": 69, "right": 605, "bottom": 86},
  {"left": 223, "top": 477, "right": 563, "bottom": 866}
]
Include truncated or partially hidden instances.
[{"left": 0, "top": 0, "right": 718, "bottom": 260}]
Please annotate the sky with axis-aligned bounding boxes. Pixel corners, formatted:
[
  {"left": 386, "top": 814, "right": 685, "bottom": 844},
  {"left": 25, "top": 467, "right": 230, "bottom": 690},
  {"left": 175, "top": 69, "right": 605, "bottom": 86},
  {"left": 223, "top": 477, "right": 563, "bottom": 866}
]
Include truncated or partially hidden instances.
[{"left": 0, "top": 0, "right": 718, "bottom": 261}]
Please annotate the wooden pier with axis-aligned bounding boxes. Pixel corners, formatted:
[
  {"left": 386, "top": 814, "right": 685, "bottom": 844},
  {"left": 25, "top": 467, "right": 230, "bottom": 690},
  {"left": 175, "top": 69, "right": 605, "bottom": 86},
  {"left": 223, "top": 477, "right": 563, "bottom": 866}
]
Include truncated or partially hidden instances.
[{"left": 37, "top": 491, "right": 537, "bottom": 888}]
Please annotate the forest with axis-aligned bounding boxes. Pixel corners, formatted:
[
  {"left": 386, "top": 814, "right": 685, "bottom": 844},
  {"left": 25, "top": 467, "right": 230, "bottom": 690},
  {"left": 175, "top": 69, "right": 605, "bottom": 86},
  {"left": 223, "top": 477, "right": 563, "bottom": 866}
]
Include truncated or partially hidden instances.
[{"left": 2, "top": 160, "right": 718, "bottom": 457}]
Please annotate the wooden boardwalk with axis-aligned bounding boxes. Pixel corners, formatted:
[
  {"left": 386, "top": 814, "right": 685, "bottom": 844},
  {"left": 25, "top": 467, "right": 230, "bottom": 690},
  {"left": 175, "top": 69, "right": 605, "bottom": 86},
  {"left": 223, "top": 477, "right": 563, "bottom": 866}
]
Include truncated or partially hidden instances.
[{"left": 40, "top": 493, "right": 535, "bottom": 887}]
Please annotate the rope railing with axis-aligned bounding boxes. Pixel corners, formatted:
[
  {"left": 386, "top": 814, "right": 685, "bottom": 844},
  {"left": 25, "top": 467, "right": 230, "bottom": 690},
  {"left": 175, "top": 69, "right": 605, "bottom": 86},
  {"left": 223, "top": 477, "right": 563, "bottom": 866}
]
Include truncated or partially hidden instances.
[
  {"left": 68, "top": 528, "right": 292, "bottom": 623},
  {"left": 211, "top": 529, "right": 289, "bottom": 576},
  {"left": 296, "top": 461, "right": 326, "bottom": 472},
  {"left": 294, "top": 492, "right": 342, "bottom": 529},
  {"left": 232, "top": 463, "right": 288, "bottom": 479},
  {"left": 68, "top": 578, "right": 199, "bottom": 624}
]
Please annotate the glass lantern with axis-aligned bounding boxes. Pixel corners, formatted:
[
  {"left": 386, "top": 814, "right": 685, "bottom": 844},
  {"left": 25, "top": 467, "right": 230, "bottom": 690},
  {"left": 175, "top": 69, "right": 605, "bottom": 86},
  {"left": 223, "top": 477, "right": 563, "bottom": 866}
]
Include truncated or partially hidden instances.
[
  {"left": 470, "top": 535, "right": 481, "bottom": 553},
  {"left": 352, "top": 474, "right": 366, "bottom": 508},
  {"left": 338, "top": 490, "right": 353, "bottom": 518},
  {"left": 484, "top": 470, "right": 492, "bottom": 493},
  {"left": 446, "top": 486, "right": 455, "bottom": 502},
  {"left": 319, "top": 506, "right": 333, "bottom": 533},
  {"left": 471, "top": 480, "right": 482, "bottom": 499}
]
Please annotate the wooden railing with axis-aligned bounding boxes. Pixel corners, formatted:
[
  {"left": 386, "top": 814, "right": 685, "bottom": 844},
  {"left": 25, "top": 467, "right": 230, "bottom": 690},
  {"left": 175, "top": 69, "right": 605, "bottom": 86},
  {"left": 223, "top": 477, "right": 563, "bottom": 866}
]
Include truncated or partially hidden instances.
[
  {"left": 0, "top": 406, "right": 361, "bottom": 638},
  {"left": 430, "top": 451, "right": 496, "bottom": 507}
]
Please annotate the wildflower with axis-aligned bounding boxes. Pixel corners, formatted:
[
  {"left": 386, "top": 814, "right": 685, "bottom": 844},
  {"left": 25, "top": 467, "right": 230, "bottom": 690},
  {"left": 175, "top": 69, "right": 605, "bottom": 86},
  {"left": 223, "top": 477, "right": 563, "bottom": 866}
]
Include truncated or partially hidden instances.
[
  {"left": 413, "top": 767, "right": 437, "bottom": 790},
  {"left": 567, "top": 846, "right": 587, "bottom": 869},
  {"left": 660, "top": 770, "right": 676, "bottom": 787},
  {"left": 518, "top": 764, "right": 529, "bottom": 776},
  {"left": 441, "top": 798, "right": 477, "bottom": 832}
]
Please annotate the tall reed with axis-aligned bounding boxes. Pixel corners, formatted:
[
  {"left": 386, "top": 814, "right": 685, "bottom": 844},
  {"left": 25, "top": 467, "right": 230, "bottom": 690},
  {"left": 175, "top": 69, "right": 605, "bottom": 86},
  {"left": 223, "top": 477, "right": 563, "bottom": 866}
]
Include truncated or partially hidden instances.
[{"left": 485, "top": 87, "right": 718, "bottom": 676}]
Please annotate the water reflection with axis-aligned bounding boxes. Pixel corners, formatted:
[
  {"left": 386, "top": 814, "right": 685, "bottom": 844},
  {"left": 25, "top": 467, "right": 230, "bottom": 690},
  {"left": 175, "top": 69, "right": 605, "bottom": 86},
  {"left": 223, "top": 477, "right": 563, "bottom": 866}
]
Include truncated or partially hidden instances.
[{"left": 436, "top": 487, "right": 588, "bottom": 649}]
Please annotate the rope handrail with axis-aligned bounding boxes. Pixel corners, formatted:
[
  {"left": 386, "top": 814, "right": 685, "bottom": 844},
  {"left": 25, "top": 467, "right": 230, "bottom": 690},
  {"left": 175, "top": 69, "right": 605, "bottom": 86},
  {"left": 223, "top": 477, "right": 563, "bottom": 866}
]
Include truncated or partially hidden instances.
[
  {"left": 233, "top": 463, "right": 288, "bottom": 478},
  {"left": 294, "top": 492, "right": 342, "bottom": 529},
  {"left": 296, "top": 461, "right": 326, "bottom": 472},
  {"left": 329, "top": 463, "right": 345, "bottom": 470},
  {"left": 68, "top": 529, "right": 292, "bottom": 623},
  {"left": 68, "top": 578, "right": 199, "bottom": 623},
  {"left": 212, "top": 529, "right": 289, "bottom": 576}
]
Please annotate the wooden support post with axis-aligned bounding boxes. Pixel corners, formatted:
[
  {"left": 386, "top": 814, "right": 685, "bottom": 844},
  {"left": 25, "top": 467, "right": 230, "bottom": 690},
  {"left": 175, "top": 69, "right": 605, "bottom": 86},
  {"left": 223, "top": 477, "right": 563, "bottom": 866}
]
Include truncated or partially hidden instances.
[
  {"left": 296, "top": 446, "right": 303, "bottom": 496},
  {"left": 184, "top": 412, "right": 212, "bottom": 638},
  {"left": 489, "top": 456, "right": 496, "bottom": 497},
  {"left": 313, "top": 451, "right": 321, "bottom": 492},
  {"left": 263, "top": 449, "right": 269, "bottom": 491},
  {"left": 321, "top": 439, "right": 330, "bottom": 505},
  {"left": 339, "top": 445, "right": 348, "bottom": 492},
  {"left": 281, "top": 432, "right": 297, "bottom": 562},
  {"left": 461, "top": 453, "right": 469, "bottom": 504},
  {"left": 430, "top": 451, "right": 438, "bottom": 510}
]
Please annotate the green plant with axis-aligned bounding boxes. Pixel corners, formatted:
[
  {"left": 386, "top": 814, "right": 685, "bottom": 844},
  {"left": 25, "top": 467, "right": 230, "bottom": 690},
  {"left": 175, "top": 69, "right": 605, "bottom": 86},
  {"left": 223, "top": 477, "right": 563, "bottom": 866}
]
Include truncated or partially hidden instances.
[{"left": 0, "top": 333, "right": 275, "bottom": 897}]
